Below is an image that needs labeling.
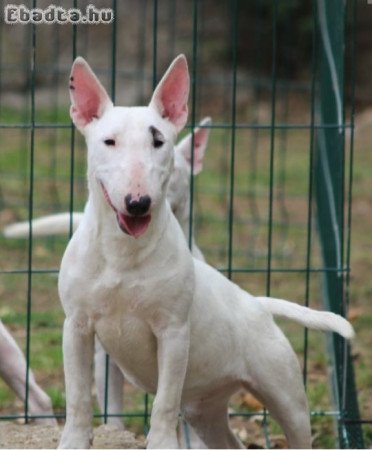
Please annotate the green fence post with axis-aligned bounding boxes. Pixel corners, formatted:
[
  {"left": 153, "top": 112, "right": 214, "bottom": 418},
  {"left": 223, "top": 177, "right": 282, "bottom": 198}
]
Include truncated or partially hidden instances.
[{"left": 314, "top": 0, "right": 363, "bottom": 447}]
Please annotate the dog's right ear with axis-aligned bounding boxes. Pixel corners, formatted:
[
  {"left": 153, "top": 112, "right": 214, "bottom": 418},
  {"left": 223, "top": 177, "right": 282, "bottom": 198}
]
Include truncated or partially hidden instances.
[
  {"left": 69, "top": 57, "right": 113, "bottom": 131},
  {"left": 176, "top": 117, "right": 211, "bottom": 175}
]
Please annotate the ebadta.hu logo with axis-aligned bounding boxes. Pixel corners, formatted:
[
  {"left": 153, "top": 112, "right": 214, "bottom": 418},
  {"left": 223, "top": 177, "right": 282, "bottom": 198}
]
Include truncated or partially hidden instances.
[{"left": 3, "top": 4, "right": 114, "bottom": 24}]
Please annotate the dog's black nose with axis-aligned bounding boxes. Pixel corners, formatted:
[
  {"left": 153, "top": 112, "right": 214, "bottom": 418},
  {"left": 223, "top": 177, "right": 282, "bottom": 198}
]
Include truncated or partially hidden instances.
[{"left": 125, "top": 194, "right": 151, "bottom": 216}]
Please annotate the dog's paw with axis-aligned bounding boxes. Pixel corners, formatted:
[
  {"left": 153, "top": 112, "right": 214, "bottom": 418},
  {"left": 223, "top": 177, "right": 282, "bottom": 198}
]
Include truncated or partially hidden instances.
[
  {"left": 146, "top": 430, "right": 179, "bottom": 449},
  {"left": 58, "top": 427, "right": 93, "bottom": 449}
]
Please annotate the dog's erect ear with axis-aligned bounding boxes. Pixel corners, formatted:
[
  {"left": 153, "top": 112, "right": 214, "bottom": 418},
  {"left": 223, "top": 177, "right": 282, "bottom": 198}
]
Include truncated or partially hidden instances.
[
  {"left": 69, "top": 57, "right": 113, "bottom": 130},
  {"left": 176, "top": 117, "right": 211, "bottom": 175},
  {"left": 149, "top": 54, "right": 190, "bottom": 132}
]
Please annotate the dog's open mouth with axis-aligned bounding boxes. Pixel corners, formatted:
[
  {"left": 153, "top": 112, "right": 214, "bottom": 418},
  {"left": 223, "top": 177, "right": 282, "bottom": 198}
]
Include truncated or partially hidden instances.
[
  {"left": 100, "top": 183, "right": 151, "bottom": 238},
  {"left": 116, "top": 212, "right": 151, "bottom": 238}
]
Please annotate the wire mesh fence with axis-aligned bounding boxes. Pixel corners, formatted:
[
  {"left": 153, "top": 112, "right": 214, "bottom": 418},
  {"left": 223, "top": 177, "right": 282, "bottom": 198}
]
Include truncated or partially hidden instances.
[{"left": 0, "top": 0, "right": 366, "bottom": 448}]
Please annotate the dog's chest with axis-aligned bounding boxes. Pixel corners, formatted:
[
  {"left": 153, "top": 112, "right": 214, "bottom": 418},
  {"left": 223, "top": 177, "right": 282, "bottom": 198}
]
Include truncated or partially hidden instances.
[
  {"left": 89, "top": 263, "right": 177, "bottom": 317},
  {"left": 95, "top": 311, "right": 158, "bottom": 392},
  {"left": 89, "top": 266, "right": 177, "bottom": 392}
]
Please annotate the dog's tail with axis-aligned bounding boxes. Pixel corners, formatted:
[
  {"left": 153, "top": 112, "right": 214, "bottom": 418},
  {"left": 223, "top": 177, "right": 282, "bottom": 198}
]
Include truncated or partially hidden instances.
[
  {"left": 3, "top": 212, "right": 83, "bottom": 238},
  {"left": 259, "top": 297, "right": 355, "bottom": 340}
]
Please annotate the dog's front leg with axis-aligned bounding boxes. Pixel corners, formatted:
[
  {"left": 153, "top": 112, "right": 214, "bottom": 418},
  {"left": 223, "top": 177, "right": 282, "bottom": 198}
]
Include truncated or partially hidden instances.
[
  {"left": 147, "top": 323, "right": 190, "bottom": 449},
  {"left": 58, "top": 315, "right": 95, "bottom": 449}
]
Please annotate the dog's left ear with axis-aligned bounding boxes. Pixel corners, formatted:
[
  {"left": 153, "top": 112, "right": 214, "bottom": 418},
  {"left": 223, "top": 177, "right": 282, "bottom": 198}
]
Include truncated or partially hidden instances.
[
  {"left": 176, "top": 117, "right": 211, "bottom": 175},
  {"left": 149, "top": 54, "right": 190, "bottom": 132}
]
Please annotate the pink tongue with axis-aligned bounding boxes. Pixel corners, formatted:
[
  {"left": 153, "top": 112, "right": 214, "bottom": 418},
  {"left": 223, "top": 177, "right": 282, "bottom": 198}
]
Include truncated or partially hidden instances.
[{"left": 117, "top": 213, "right": 151, "bottom": 238}]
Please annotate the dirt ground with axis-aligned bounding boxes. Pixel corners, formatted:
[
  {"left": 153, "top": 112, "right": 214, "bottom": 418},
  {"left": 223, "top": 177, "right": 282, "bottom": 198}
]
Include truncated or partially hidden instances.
[
  {"left": 0, "top": 423, "right": 145, "bottom": 449},
  {"left": 0, "top": 419, "right": 291, "bottom": 449}
]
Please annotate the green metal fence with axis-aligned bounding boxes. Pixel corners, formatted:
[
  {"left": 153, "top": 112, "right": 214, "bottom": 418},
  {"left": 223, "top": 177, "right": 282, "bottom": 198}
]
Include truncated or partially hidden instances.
[{"left": 0, "top": 0, "right": 365, "bottom": 448}]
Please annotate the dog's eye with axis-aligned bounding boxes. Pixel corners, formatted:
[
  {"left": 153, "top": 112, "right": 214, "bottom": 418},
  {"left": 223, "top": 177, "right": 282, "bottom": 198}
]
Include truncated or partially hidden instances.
[
  {"left": 149, "top": 126, "right": 164, "bottom": 149},
  {"left": 153, "top": 137, "right": 164, "bottom": 148},
  {"left": 104, "top": 139, "right": 115, "bottom": 146}
]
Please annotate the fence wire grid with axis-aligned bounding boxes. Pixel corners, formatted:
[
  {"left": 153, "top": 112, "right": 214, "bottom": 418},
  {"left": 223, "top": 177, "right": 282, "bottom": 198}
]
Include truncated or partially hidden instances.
[{"left": 0, "top": 0, "right": 367, "bottom": 448}]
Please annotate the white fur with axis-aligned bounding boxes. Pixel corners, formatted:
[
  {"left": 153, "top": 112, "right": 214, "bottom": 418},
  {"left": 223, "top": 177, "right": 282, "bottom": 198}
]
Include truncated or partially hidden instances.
[
  {"left": 57, "top": 55, "right": 354, "bottom": 449},
  {"left": 0, "top": 321, "right": 56, "bottom": 424}
]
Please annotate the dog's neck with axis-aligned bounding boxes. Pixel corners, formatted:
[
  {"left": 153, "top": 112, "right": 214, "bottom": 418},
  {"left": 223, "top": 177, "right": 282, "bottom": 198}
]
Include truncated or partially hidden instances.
[{"left": 175, "top": 204, "right": 191, "bottom": 240}]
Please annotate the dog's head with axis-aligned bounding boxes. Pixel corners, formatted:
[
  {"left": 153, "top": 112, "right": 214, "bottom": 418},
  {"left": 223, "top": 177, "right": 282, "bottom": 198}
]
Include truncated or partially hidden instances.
[
  {"left": 168, "top": 117, "right": 211, "bottom": 223},
  {"left": 69, "top": 55, "right": 190, "bottom": 238}
]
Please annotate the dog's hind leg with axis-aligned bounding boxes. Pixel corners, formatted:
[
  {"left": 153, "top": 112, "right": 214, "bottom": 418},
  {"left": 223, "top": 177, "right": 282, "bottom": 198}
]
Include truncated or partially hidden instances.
[
  {"left": 183, "top": 395, "right": 244, "bottom": 449},
  {"left": 94, "top": 337, "right": 125, "bottom": 429},
  {"left": 245, "top": 382, "right": 311, "bottom": 449},
  {"left": 243, "top": 333, "right": 312, "bottom": 448}
]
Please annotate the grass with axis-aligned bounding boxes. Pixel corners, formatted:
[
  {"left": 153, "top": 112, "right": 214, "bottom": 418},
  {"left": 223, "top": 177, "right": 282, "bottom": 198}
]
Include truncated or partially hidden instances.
[{"left": 0, "top": 102, "right": 371, "bottom": 448}]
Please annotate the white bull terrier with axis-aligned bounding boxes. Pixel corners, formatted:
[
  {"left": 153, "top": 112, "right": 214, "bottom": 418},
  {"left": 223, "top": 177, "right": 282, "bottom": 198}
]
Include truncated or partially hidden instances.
[
  {"left": 57, "top": 54, "right": 353, "bottom": 449},
  {"left": 93, "top": 117, "right": 210, "bottom": 427},
  {"left": 167, "top": 116, "right": 210, "bottom": 262},
  {"left": 3, "top": 118, "right": 211, "bottom": 428}
]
